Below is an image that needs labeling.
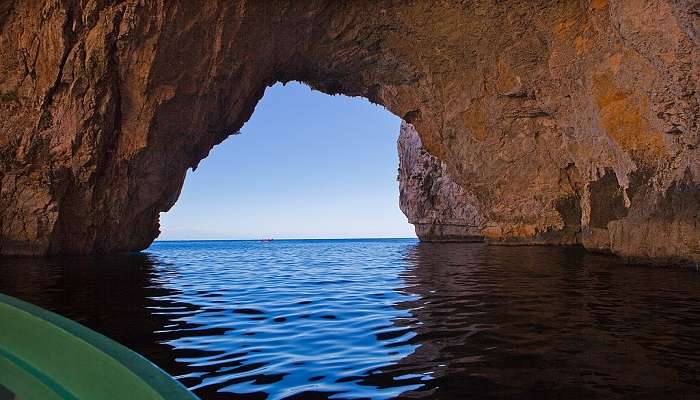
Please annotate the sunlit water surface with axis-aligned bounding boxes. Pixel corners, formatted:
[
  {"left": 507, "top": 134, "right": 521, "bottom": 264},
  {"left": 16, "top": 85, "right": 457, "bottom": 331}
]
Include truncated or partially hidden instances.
[{"left": 1, "top": 239, "right": 700, "bottom": 399}]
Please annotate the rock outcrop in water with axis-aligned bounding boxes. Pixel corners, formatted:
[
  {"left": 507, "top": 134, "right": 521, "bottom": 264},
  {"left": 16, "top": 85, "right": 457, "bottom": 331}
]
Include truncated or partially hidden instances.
[
  {"left": 398, "top": 122, "right": 485, "bottom": 242},
  {"left": 0, "top": 1, "right": 698, "bottom": 264}
]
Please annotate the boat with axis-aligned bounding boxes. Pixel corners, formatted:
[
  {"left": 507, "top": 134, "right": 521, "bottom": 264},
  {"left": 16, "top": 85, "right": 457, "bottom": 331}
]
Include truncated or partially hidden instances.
[
  {"left": 260, "top": 238, "right": 273, "bottom": 242},
  {"left": 0, "top": 293, "right": 198, "bottom": 400}
]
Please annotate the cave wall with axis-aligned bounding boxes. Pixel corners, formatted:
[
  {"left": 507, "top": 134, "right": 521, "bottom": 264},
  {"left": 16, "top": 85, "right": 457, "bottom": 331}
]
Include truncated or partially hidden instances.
[
  {"left": 398, "top": 121, "right": 485, "bottom": 242},
  {"left": 0, "top": 1, "right": 698, "bottom": 264}
]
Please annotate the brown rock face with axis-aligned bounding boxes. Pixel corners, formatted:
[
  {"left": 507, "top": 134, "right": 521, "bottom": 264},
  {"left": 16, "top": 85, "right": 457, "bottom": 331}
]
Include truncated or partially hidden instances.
[
  {"left": 1, "top": 1, "right": 698, "bottom": 264},
  {"left": 398, "top": 122, "right": 485, "bottom": 242}
]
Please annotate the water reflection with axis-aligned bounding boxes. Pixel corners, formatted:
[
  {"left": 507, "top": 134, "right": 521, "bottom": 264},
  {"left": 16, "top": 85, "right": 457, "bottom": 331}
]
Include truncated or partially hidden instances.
[
  {"left": 386, "top": 243, "right": 700, "bottom": 399},
  {"left": 0, "top": 253, "right": 181, "bottom": 365},
  {"left": 1, "top": 240, "right": 700, "bottom": 399}
]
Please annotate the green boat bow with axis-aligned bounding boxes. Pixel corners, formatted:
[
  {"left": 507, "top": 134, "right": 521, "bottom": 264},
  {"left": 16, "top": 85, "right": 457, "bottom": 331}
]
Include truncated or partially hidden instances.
[{"left": 0, "top": 293, "right": 198, "bottom": 400}]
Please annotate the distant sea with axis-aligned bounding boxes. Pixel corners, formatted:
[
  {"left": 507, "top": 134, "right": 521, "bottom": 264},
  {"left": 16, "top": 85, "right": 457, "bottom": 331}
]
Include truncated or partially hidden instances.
[{"left": 1, "top": 239, "right": 700, "bottom": 399}]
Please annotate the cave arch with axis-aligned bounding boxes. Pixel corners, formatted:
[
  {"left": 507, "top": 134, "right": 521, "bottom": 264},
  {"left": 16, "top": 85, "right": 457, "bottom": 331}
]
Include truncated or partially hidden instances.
[
  {"left": 0, "top": 1, "right": 698, "bottom": 264},
  {"left": 158, "top": 81, "right": 414, "bottom": 240}
]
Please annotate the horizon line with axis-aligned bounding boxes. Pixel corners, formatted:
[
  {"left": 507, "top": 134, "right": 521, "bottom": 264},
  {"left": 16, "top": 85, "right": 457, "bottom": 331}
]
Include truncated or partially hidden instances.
[{"left": 154, "top": 236, "right": 417, "bottom": 242}]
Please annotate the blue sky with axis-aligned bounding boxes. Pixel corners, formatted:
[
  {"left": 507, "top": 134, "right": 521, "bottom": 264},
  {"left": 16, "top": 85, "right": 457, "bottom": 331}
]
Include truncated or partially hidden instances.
[{"left": 158, "top": 82, "right": 416, "bottom": 240}]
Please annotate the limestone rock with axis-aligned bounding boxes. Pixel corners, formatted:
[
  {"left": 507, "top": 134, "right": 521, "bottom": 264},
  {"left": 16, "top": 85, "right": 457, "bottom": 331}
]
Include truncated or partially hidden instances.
[
  {"left": 398, "top": 122, "right": 484, "bottom": 242},
  {"left": 0, "top": 1, "right": 698, "bottom": 264}
]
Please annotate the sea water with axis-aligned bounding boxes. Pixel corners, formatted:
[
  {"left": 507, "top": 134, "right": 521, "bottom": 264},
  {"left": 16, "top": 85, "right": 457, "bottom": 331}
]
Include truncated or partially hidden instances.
[{"left": 1, "top": 239, "right": 700, "bottom": 399}]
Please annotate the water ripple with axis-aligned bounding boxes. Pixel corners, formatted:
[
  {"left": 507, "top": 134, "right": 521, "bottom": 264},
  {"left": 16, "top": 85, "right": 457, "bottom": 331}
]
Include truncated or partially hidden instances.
[{"left": 1, "top": 239, "right": 700, "bottom": 399}]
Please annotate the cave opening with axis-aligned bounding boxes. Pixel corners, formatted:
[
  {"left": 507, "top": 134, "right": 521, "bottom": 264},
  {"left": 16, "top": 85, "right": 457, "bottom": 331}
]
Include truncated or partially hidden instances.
[{"left": 157, "top": 81, "right": 415, "bottom": 241}]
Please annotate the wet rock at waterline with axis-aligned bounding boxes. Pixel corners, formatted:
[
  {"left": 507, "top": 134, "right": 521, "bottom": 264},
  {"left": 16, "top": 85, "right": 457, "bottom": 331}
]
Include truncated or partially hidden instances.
[
  {"left": 0, "top": 1, "right": 698, "bottom": 264},
  {"left": 398, "top": 122, "right": 485, "bottom": 243}
]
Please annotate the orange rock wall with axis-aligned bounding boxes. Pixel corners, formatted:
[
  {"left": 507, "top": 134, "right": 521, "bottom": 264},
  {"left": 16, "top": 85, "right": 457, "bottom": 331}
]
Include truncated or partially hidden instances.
[{"left": 0, "top": 1, "right": 698, "bottom": 264}]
